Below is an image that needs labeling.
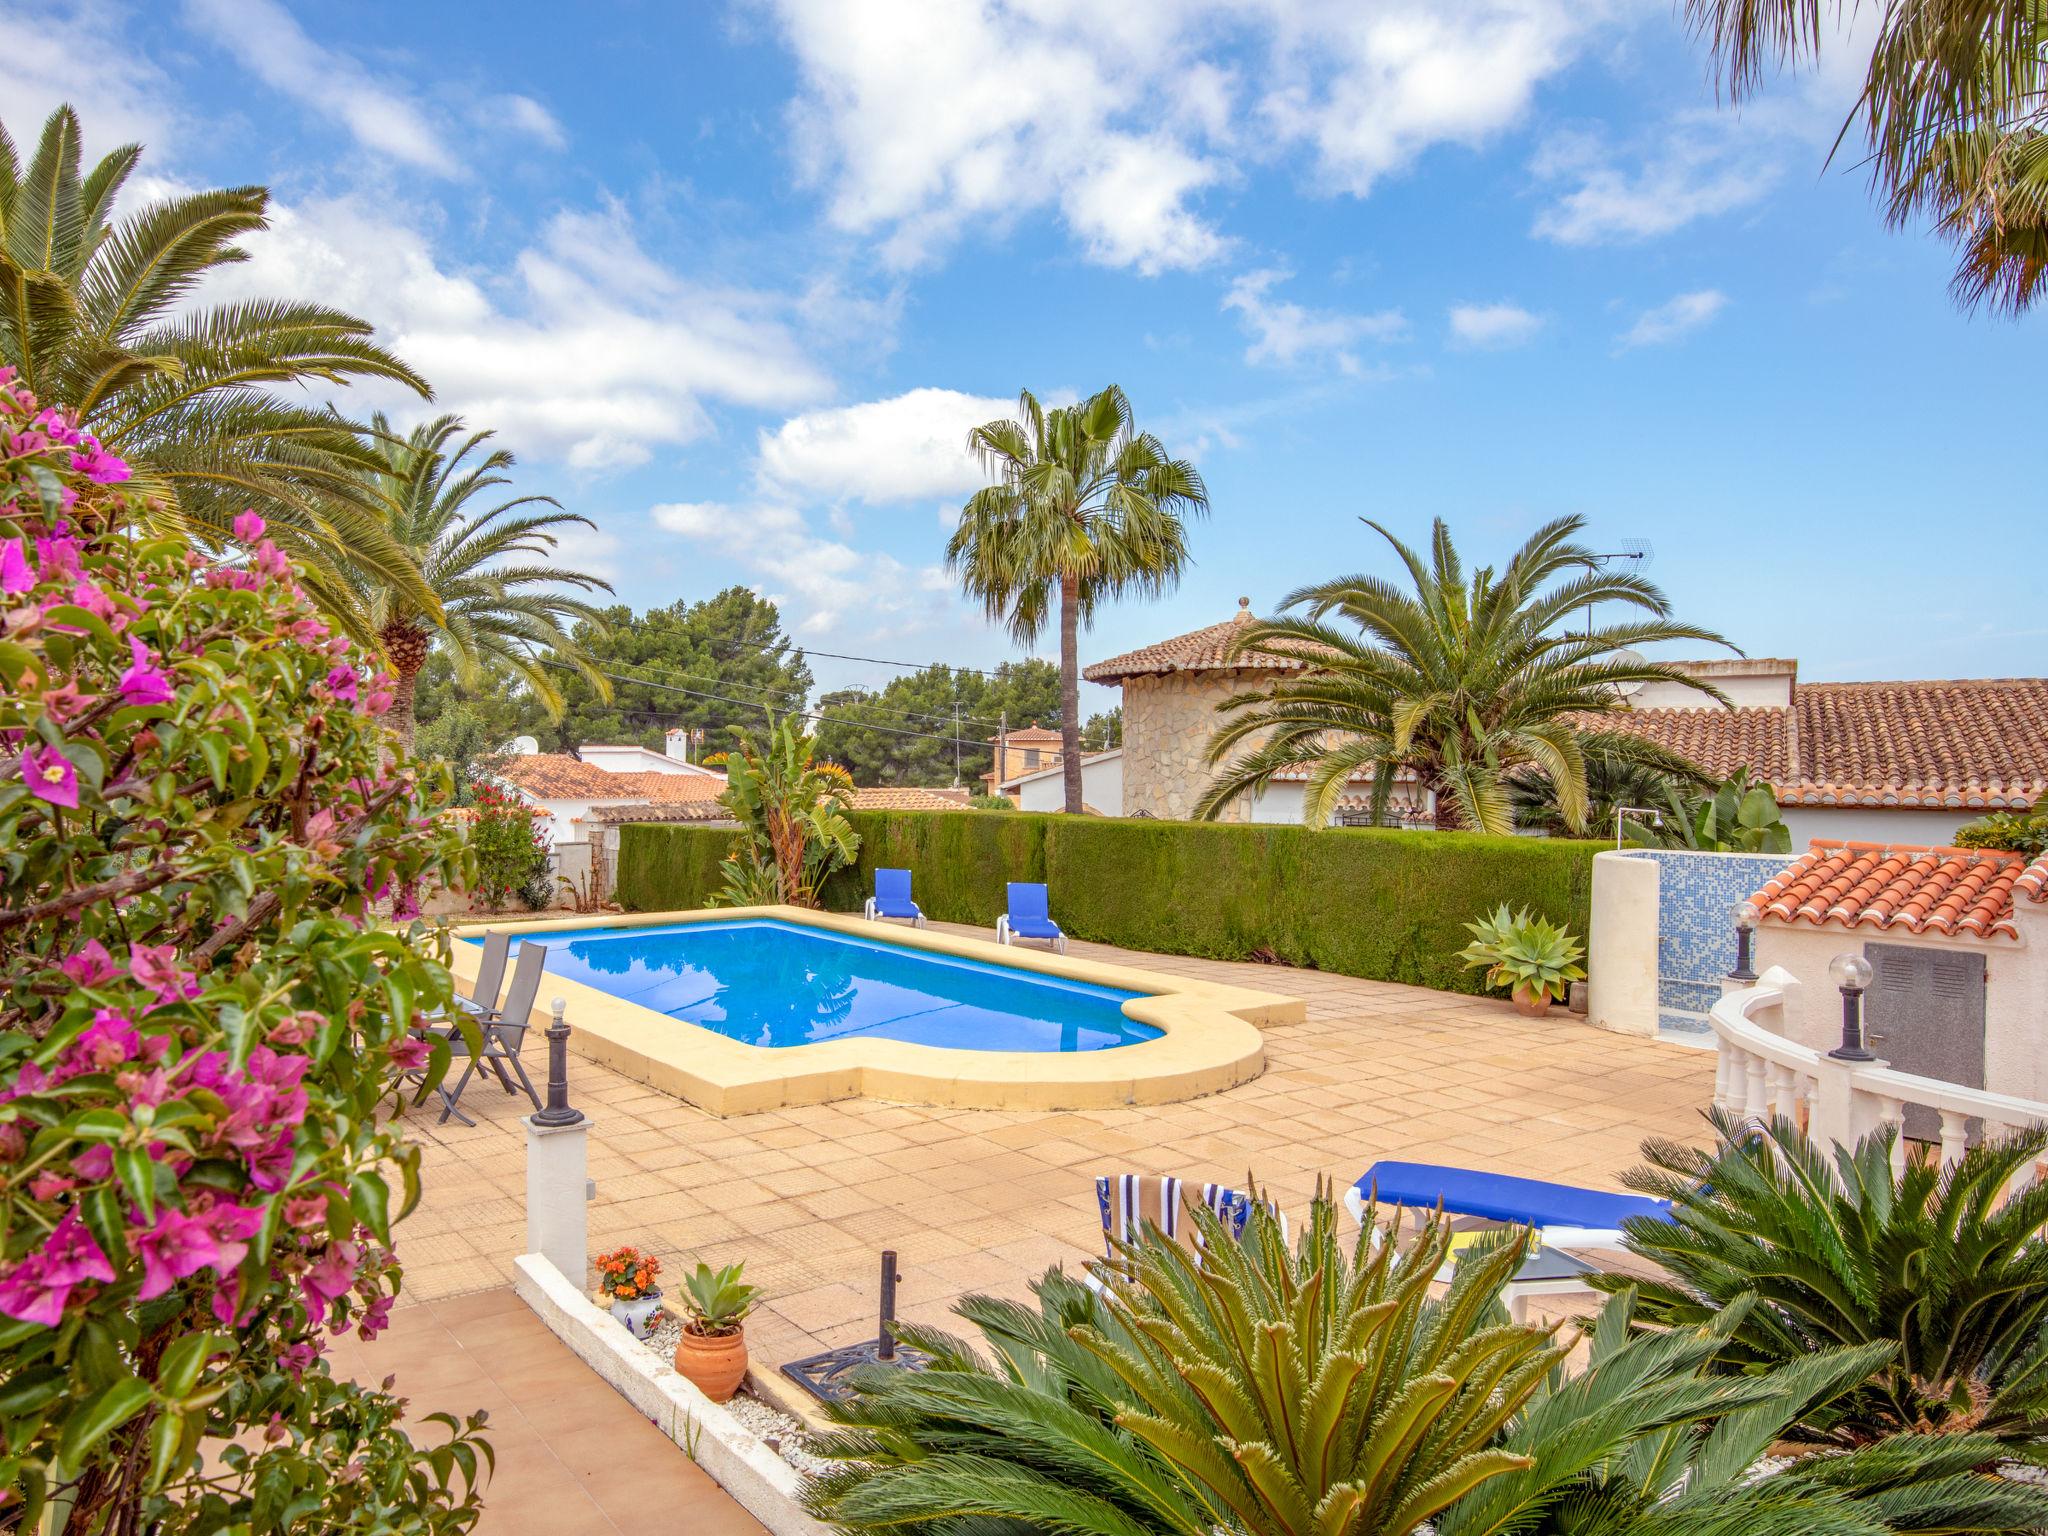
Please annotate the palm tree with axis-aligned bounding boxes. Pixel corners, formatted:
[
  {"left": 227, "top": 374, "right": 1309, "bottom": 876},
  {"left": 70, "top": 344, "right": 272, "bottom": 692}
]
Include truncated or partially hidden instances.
[
  {"left": 951, "top": 387, "right": 1207, "bottom": 814},
  {"left": 0, "top": 104, "right": 432, "bottom": 602},
  {"left": 1685, "top": 0, "right": 2048, "bottom": 315},
  {"left": 712, "top": 712, "right": 860, "bottom": 907},
  {"left": 1511, "top": 734, "right": 1716, "bottom": 837},
  {"left": 344, "top": 413, "right": 612, "bottom": 748},
  {"left": 1198, "top": 517, "right": 1737, "bottom": 834}
]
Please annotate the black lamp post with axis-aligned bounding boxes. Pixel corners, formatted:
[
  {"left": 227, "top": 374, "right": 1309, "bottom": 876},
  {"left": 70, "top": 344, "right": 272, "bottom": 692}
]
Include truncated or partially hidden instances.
[
  {"left": 1728, "top": 899, "right": 1759, "bottom": 983},
  {"left": 1826, "top": 953, "right": 1876, "bottom": 1061},
  {"left": 530, "top": 997, "right": 586, "bottom": 1127}
]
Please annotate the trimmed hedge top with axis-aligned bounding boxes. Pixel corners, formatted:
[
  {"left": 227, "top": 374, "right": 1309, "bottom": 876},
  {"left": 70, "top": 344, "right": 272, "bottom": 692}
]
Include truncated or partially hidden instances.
[{"left": 616, "top": 811, "right": 1600, "bottom": 997}]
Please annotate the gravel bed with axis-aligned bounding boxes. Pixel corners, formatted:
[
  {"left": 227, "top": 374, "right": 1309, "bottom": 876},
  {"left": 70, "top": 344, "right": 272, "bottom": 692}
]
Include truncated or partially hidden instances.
[{"left": 641, "top": 1315, "right": 830, "bottom": 1478}]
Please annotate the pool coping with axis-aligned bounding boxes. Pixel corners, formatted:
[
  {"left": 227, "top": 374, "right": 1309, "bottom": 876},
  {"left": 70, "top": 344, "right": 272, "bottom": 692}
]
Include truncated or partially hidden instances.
[{"left": 447, "top": 905, "right": 1294, "bottom": 1115}]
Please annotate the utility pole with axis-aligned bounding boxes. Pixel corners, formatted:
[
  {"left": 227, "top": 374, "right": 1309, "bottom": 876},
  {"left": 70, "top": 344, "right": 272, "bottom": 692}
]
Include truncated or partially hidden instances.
[
  {"left": 952, "top": 694, "right": 962, "bottom": 788},
  {"left": 997, "top": 711, "right": 1008, "bottom": 801}
]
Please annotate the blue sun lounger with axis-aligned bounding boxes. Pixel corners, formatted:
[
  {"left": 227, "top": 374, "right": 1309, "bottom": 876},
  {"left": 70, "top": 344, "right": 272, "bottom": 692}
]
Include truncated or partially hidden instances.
[
  {"left": 864, "top": 867, "right": 925, "bottom": 926},
  {"left": 996, "top": 882, "right": 1065, "bottom": 953},
  {"left": 1344, "top": 1160, "right": 1674, "bottom": 1251}
]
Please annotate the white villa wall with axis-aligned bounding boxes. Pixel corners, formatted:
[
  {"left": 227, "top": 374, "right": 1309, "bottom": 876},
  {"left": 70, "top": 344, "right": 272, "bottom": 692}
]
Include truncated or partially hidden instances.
[
  {"left": 527, "top": 795, "right": 656, "bottom": 844},
  {"left": 1632, "top": 662, "right": 1795, "bottom": 710},
  {"left": 1588, "top": 851, "right": 1660, "bottom": 1038},
  {"left": 1780, "top": 804, "right": 1983, "bottom": 848},
  {"left": 1754, "top": 908, "right": 2048, "bottom": 1102},
  {"left": 577, "top": 744, "right": 716, "bottom": 778},
  {"left": 1008, "top": 751, "right": 1123, "bottom": 814}
]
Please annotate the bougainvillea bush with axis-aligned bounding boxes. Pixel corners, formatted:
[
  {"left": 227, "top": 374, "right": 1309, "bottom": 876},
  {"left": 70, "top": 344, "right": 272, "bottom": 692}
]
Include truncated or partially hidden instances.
[{"left": 0, "top": 369, "right": 491, "bottom": 1532}]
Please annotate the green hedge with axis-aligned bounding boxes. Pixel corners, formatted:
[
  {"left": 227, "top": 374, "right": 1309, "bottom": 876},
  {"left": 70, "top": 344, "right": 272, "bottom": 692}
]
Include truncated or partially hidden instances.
[{"left": 615, "top": 812, "right": 1601, "bottom": 996}]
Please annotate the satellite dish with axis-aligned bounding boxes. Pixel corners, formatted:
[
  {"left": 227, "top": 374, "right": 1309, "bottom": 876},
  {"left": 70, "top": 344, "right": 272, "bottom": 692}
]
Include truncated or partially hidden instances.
[
  {"left": 1610, "top": 649, "right": 1647, "bottom": 698},
  {"left": 509, "top": 735, "right": 540, "bottom": 756}
]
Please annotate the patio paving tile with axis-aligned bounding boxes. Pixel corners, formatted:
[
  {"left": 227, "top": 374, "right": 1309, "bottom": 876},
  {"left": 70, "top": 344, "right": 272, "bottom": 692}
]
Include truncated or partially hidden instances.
[
  {"left": 332, "top": 1286, "right": 765, "bottom": 1535},
  {"left": 390, "top": 924, "right": 1714, "bottom": 1422}
]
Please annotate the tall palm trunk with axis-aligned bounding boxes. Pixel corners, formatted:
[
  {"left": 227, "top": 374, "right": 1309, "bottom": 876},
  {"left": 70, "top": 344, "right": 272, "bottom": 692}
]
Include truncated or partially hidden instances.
[
  {"left": 379, "top": 620, "right": 433, "bottom": 753},
  {"left": 1058, "top": 571, "right": 1083, "bottom": 814}
]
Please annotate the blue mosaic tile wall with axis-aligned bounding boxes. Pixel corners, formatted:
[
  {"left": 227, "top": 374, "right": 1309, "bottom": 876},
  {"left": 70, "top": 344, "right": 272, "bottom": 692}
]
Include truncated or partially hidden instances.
[{"left": 1622, "top": 850, "right": 1794, "bottom": 1015}]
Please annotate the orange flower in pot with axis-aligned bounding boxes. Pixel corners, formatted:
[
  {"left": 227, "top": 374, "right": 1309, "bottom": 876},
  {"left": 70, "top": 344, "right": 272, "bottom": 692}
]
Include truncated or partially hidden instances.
[
  {"left": 673, "top": 1260, "right": 758, "bottom": 1403},
  {"left": 595, "top": 1245, "right": 664, "bottom": 1341}
]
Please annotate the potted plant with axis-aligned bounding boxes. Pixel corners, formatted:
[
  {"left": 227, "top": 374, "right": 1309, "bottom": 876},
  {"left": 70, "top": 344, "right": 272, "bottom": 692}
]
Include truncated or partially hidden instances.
[
  {"left": 672, "top": 1260, "right": 759, "bottom": 1403},
  {"left": 595, "top": 1245, "right": 664, "bottom": 1340},
  {"left": 1457, "top": 905, "right": 1586, "bottom": 1017}
]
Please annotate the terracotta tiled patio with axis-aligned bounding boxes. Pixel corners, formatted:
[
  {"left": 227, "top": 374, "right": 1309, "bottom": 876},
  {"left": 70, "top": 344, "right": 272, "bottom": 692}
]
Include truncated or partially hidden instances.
[
  {"left": 388, "top": 925, "right": 1715, "bottom": 1390},
  {"left": 332, "top": 1287, "right": 766, "bottom": 1535}
]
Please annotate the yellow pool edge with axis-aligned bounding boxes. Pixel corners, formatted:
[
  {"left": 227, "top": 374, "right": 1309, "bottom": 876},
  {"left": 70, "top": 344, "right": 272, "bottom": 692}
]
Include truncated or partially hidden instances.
[{"left": 446, "top": 905, "right": 1297, "bottom": 1115}]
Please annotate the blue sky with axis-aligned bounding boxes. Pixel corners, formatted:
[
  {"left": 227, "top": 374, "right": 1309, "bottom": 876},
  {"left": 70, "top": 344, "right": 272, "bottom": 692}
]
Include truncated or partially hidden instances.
[{"left": 8, "top": 0, "right": 2043, "bottom": 715}]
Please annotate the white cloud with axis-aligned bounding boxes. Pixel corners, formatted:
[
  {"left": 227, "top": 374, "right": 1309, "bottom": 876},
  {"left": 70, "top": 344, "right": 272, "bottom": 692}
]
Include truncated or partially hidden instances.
[
  {"left": 1224, "top": 269, "right": 1405, "bottom": 372},
  {"left": 755, "top": 388, "right": 1015, "bottom": 504},
  {"left": 0, "top": 1, "right": 176, "bottom": 154},
  {"left": 1532, "top": 123, "right": 1780, "bottom": 245},
  {"left": 491, "top": 94, "right": 566, "bottom": 149},
  {"left": 769, "top": 0, "right": 1606, "bottom": 274},
  {"left": 1255, "top": 1, "right": 1595, "bottom": 196},
  {"left": 652, "top": 499, "right": 912, "bottom": 636},
  {"left": 205, "top": 195, "right": 834, "bottom": 468},
  {"left": 1448, "top": 301, "right": 1544, "bottom": 348},
  {"left": 1616, "top": 289, "right": 1728, "bottom": 349},
  {"left": 182, "top": 0, "right": 455, "bottom": 174}
]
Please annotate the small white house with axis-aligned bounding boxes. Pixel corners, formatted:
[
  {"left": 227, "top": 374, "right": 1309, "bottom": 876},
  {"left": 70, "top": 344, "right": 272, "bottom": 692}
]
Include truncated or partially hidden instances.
[
  {"left": 494, "top": 740, "right": 725, "bottom": 844},
  {"left": 999, "top": 750, "right": 1124, "bottom": 814},
  {"left": 1750, "top": 841, "right": 2048, "bottom": 1104}
]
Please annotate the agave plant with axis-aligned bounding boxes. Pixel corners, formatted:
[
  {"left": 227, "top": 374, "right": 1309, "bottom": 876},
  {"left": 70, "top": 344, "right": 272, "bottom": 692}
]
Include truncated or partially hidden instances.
[
  {"left": 1457, "top": 905, "right": 1586, "bottom": 1006},
  {"left": 712, "top": 712, "right": 859, "bottom": 908},
  {"left": 1441, "top": 1287, "right": 2048, "bottom": 1536},
  {"left": 1604, "top": 1111, "right": 2048, "bottom": 1446},
  {"left": 807, "top": 1187, "right": 1567, "bottom": 1536}
]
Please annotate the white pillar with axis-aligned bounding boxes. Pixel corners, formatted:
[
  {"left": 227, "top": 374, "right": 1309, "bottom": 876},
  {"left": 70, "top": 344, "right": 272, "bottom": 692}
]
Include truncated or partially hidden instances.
[{"left": 526, "top": 1113, "right": 592, "bottom": 1290}]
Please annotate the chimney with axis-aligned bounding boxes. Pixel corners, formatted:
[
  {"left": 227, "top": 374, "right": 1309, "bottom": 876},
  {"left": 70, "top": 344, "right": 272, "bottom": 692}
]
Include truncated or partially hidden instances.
[{"left": 664, "top": 727, "right": 691, "bottom": 763}]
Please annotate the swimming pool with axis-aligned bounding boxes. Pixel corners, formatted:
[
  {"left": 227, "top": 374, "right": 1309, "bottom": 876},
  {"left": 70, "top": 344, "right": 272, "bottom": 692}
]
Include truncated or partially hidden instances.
[{"left": 486, "top": 919, "right": 1161, "bottom": 1052}]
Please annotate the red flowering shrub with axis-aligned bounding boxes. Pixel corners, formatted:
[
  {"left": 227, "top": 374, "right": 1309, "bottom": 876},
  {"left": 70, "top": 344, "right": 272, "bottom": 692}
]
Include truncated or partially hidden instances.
[
  {"left": 0, "top": 369, "right": 490, "bottom": 1531},
  {"left": 467, "top": 781, "right": 552, "bottom": 910}
]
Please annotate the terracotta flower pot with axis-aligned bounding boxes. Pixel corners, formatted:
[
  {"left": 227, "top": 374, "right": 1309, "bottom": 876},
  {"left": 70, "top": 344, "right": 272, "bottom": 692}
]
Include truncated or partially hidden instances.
[
  {"left": 674, "top": 1322, "right": 748, "bottom": 1402},
  {"left": 1510, "top": 984, "right": 1554, "bottom": 1018}
]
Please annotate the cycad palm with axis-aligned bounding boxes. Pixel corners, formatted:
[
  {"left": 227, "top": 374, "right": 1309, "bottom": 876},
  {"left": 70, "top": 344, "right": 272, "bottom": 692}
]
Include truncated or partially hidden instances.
[
  {"left": 0, "top": 104, "right": 431, "bottom": 602},
  {"left": 1197, "top": 517, "right": 1735, "bottom": 833},
  {"left": 1686, "top": 0, "right": 2048, "bottom": 315},
  {"left": 951, "top": 386, "right": 1207, "bottom": 813},
  {"left": 808, "top": 1189, "right": 1565, "bottom": 1536},
  {"left": 345, "top": 413, "right": 612, "bottom": 748}
]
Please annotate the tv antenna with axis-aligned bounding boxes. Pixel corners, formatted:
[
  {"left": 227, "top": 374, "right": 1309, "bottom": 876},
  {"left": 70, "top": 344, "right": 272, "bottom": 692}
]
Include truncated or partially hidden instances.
[{"left": 1585, "top": 537, "right": 1653, "bottom": 637}]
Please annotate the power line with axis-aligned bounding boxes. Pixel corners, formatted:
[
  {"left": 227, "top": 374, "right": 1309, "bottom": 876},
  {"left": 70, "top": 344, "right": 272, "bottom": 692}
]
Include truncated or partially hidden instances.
[
  {"left": 564, "top": 662, "right": 993, "bottom": 751},
  {"left": 597, "top": 656, "right": 1049, "bottom": 732}
]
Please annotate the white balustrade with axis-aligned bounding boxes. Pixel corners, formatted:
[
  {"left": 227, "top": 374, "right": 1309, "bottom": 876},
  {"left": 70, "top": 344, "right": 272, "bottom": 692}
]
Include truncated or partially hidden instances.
[{"left": 1709, "top": 972, "right": 2048, "bottom": 1181}]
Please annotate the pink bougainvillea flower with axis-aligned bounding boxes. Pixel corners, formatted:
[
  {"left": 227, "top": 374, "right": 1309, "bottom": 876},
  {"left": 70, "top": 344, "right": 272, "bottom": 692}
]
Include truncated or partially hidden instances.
[
  {"left": 117, "top": 636, "right": 174, "bottom": 707},
  {"left": 362, "top": 687, "right": 395, "bottom": 717},
  {"left": 61, "top": 1009, "right": 143, "bottom": 1074},
  {"left": 26, "top": 1173, "right": 75, "bottom": 1201},
  {"left": 20, "top": 745, "right": 79, "bottom": 809},
  {"left": 70, "top": 1143, "right": 113, "bottom": 1179},
  {"left": 60, "top": 938, "right": 120, "bottom": 987},
  {"left": 136, "top": 1206, "right": 247, "bottom": 1299},
  {"left": 267, "top": 1010, "right": 323, "bottom": 1046},
  {"left": 0, "top": 1210, "right": 116, "bottom": 1325},
  {"left": 231, "top": 509, "right": 266, "bottom": 542},
  {"left": 39, "top": 681, "right": 97, "bottom": 724},
  {"left": 323, "top": 664, "right": 358, "bottom": 703},
  {"left": 34, "top": 532, "right": 81, "bottom": 580},
  {"left": 129, "top": 944, "right": 200, "bottom": 1007},
  {"left": 68, "top": 446, "right": 130, "bottom": 484},
  {"left": 387, "top": 1035, "right": 430, "bottom": 1072},
  {"left": 284, "top": 1192, "right": 330, "bottom": 1230},
  {"left": 0, "top": 538, "right": 31, "bottom": 594},
  {"left": 301, "top": 1239, "right": 362, "bottom": 1320},
  {"left": 357, "top": 1293, "right": 395, "bottom": 1341},
  {"left": 254, "top": 541, "right": 291, "bottom": 579},
  {"left": 34, "top": 408, "right": 81, "bottom": 445}
]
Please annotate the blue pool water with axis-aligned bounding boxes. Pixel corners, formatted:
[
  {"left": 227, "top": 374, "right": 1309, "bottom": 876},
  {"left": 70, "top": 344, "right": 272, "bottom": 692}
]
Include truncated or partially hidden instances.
[{"left": 482, "top": 919, "right": 1159, "bottom": 1052}]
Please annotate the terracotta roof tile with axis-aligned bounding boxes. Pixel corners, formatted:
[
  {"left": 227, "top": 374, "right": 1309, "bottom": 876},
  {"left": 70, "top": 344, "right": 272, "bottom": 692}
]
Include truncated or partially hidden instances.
[
  {"left": 496, "top": 754, "right": 727, "bottom": 803},
  {"left": 849, "top": 786, "right": 976, "bottom": 811},
  {"left": 586, "top": 801, "right": 735, "bottom": 824},
  {"left": 1750, "top": 839, "right": 2031, "bottom": 940},
  {"left": 996, "top": 725, "right": 1064, "bottom": 743},
  {"left": 2016, "top": 854, "right": 2048, "bottom": 903},
  {"left": 1084, "top": 599, "right": 1328, "bottom": 682},
  {"left": 1586, "top": 678, "right": 2045, "bottom": 812}
]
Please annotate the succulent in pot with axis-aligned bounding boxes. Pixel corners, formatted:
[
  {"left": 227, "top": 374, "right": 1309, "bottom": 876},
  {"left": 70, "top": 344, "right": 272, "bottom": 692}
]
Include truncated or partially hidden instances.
[
  {"left": 1457, "top": 904, "right": 1586, "bottom": 1017},
  {"left": 595, "top": 1245, "right": 664, "bottom": 1341},
  {"left": 672, "top": 1261, "right": 759, "bottom": 1403}
]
